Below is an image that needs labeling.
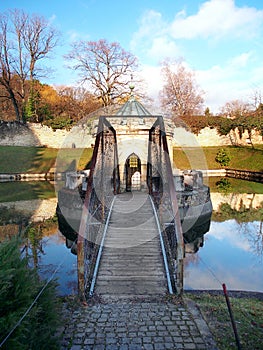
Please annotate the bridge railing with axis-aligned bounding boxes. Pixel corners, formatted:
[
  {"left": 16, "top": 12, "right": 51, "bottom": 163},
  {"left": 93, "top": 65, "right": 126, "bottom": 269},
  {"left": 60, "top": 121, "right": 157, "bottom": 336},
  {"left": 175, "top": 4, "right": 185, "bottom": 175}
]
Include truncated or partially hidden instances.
[
  {"left": 77, "top": 117, "right": 119, "bottom": 300},
  {"left": 147, "top": 116, "right": 184, "bottom": 294}
]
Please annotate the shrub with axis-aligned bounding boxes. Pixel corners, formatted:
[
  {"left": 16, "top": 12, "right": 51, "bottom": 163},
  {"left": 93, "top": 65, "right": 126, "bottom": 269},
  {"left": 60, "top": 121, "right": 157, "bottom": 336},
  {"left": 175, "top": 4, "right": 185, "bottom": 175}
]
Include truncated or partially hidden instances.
[
  {"left": 42, "top": 115, "right": 74, "bottom": 130},
  {"left": 215, "top": 148, "right": 231, "bottom": 167},
  {"left": 0, "top": 238, "right": 61, "bottom": 349},
  {"left": 215, "top": 178, "right": 232, "bottom": 195}
]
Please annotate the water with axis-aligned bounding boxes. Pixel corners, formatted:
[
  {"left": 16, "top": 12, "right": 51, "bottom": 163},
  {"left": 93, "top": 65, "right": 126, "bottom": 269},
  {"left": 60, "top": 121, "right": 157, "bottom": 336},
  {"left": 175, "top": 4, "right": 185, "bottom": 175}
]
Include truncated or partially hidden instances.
[
  {"left": 184, "top": 220, "right": 263, "bottom": 291},
  {"left": 0, "top": 179, "right": 262, "bottom": 295}
]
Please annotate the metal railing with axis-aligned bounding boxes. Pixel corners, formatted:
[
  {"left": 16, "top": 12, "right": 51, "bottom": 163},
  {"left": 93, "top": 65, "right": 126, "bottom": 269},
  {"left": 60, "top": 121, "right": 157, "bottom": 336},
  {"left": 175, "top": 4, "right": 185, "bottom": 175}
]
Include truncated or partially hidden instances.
[
  {"left": 147, "top": 116, "right": 184, "bottom": 294},
  {"left": 77, "top": 117, "right": 119, "bottom": 300}
]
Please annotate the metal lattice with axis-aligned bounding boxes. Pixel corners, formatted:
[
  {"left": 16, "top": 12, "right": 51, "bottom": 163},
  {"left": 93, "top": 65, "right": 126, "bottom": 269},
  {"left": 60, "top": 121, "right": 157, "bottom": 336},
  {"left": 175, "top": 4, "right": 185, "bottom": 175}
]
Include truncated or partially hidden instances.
[
  {"left": 77, "top": 117, "right": 119, "bottom": 300},
  {"left": 147, "top": 117, "right": 184, "bottom": 294}
]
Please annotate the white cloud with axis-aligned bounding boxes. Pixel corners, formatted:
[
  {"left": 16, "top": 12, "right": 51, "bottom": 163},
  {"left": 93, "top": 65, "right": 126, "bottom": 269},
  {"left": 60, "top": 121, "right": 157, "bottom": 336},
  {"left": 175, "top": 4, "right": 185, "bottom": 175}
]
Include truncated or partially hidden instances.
[
  {"left": 170, "top": 0, "right": 263, "bottom": 40},
  {"left": 195, "top": 52, "right": 262, "bottom": 111},
  {"left": 131, "top": 1, "right": 263, "bottom": 112},
  {"left": 138, "top": 64, "right": 162, "bottom": 101},
  {"left": 131, "top": 1, "right": 263, "bottom": 60},
  {"left": 130, "top": 10, "right": 182, "bottom": 63},
  {"left": 229, "top": 53, "right": 253, "bottom": 71},
  {"left": 147, "top": 37, "right": 180, "bottom": 61},
  {"left": 48, "top": 14, "right": 57, "bottom": 25},
  {"left": 208, "top": 221, "right": 251, "bottom": 251}
]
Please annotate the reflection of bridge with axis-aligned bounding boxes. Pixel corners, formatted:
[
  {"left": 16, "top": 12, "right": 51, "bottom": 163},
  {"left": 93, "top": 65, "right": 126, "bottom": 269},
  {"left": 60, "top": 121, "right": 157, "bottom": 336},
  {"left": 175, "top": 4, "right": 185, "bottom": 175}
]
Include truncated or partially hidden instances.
[{"left": 57, "top": 96, "right": 212, "bottom": 301}]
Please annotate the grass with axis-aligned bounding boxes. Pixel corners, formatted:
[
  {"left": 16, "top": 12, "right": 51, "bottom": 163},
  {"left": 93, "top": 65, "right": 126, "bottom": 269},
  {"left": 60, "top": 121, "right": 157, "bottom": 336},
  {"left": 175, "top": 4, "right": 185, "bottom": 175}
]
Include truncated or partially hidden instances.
[
  {"left": 186, "top": 292, "right": 263, "bottom": 350},
  {"left": 0, "top": 145, "right": 262, "bottom": 174},
  {"left": 0, "top": 146, "right": 93, "bottom": 173},
  {"left": 173, "top": 145, "right": 263, "bottom": 172}
]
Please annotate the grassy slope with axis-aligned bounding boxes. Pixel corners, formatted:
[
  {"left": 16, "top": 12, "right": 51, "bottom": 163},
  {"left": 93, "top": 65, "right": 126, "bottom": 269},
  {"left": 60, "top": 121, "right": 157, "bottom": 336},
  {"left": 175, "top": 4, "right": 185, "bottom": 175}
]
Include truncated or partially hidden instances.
[
  {"left": 173, "top": 145, "right": 263, "bottom": 172},
  {"left": 0, "top": 147, "right": 94, "bottom": 202},
  {"left": 1, "top": 145, "right": 262, "bottom": 174},
  {"left": 186, "top": 293, "right": 263, "bottom": 350},
  {"left": 0, "top": 146, "right": 93, "bottom": 173}
]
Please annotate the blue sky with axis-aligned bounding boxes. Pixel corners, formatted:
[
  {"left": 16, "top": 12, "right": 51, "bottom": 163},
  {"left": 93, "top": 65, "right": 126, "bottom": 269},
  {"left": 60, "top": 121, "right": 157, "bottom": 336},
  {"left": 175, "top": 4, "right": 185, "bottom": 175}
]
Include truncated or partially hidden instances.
[{"left": 1, "top": 0, "right": 263, "bottom": 113}]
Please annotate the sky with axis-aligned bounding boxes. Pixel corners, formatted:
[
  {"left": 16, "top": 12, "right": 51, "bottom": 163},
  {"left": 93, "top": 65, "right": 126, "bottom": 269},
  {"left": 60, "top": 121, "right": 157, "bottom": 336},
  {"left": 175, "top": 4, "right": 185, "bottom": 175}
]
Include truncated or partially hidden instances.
[{"left": 1, "top": 0, "right": 263, "bottom": 113}]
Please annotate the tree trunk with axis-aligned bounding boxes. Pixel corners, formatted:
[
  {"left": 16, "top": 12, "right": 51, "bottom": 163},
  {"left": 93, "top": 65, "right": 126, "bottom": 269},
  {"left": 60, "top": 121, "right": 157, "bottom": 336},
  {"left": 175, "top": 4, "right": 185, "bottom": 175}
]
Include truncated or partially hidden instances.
[{"left": 8, "top": 87, "right": 21, "bottom": 121}]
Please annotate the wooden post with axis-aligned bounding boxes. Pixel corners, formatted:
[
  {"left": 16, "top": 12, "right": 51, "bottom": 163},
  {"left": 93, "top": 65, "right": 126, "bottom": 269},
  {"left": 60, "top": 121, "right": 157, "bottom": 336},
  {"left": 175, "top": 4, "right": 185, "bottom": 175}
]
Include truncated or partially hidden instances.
[
  {"left": 176, "top": 258, "right": 184, "bottom": 295},
  {"left": 77, "top": 235, "right": 85, "bottom": 300}
]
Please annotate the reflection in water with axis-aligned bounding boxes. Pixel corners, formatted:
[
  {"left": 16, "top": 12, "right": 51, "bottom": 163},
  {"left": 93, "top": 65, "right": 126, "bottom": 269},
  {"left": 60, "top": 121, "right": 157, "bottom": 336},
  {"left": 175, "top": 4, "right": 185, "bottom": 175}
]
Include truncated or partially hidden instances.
[
  {"left": 0, "top": 198, "right": 78, "bottom": 296},
  {"left": 1, "top": 183, "right": 263, "bottom": 294},
  {"left": 184, "top": 192, "right": 263, "bottom": 292}
]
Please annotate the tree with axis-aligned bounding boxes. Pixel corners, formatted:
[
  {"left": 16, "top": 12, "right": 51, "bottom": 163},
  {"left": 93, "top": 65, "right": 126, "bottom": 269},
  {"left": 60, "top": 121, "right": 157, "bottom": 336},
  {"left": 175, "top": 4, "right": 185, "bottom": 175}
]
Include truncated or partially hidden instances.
[
  {"left": 66, "top": 39, "right": 139, "bottom": 106},
  {"left": 249, "top": 88, "right": 262, "bottom": 111},
  {"left": 0, "top": 238, "right": 61, "bottom": 349},
  {"left": 160, "top": 60, "right": 204, "bottom": 117},
  {"left": 0, "top": 10, "right": 58, "bottom": 122},
  {"left": 215, "top": 148, "right": 231, "bottom": 167},
  {"left": 219, "top": 99, "right": 250, "bottom": 118}
]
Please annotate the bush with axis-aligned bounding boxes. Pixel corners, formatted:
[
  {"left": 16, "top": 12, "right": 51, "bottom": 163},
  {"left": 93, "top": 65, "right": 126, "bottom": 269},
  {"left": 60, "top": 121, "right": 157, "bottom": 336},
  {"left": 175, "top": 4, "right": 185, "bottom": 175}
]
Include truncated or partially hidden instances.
[
  {"left": 42, "top": 115, "right": 74, "bottom": 130},
  {"left": 215, "top": 178, "right": 232, "bottom": 195},
  {"left": 0, "top": 238, "right": 61, "bottom": 349},
  {"left": 215, "top": 148, "right": 231, "bottom": 167}
]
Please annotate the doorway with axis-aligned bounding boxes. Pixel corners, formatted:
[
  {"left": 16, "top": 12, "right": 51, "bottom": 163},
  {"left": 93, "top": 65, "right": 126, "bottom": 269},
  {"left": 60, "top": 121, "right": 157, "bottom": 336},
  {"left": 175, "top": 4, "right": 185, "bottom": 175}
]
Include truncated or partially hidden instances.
[{"left": 125, "top": 153, "right": 141, "bottom": 191}]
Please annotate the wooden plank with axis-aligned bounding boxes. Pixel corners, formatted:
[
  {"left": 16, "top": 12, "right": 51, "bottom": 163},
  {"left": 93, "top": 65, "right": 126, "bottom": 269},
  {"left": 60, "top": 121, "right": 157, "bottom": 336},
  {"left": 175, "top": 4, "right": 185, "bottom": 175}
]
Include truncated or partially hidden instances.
[{"left": 94, "top": 192, "right": 168, "bottom": 299}]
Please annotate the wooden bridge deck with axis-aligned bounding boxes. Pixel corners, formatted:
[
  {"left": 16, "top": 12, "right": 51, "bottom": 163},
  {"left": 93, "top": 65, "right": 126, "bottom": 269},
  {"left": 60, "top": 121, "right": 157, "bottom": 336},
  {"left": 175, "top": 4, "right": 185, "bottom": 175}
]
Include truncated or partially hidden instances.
[{"left": 94, "top": 192, "right": 168, "bottom": 300}]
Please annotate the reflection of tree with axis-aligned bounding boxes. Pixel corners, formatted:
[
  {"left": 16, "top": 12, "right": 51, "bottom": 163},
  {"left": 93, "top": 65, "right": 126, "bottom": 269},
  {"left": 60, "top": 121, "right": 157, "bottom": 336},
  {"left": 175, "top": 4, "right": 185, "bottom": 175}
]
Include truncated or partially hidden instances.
[
  {"left": 215, "top": 178, "right": 232, "bottom": 195},
  {"left": 0, "top": 206, "right": 30, "bottom": 226},
  {"left": 23, "top": 216, "right": 58, "bottom": 267},
  {"left": 238, "top": 221, "right": 263, "bottom": 260},
  {"left": 213, "top": 202, "right": 263, "bottom": 223},
  {"left": 213, "top": 202, "right": 263, "bottom": 260},
  {"left": 24, "top": 226, "right": 44, "bottom": 267}
]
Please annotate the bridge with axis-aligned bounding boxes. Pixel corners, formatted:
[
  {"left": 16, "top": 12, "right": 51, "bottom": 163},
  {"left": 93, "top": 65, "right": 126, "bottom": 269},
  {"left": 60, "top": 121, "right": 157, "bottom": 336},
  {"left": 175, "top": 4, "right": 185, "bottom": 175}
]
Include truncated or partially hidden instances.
[{"left": 76, "top": 97, "right": 185, "bottom": 301}]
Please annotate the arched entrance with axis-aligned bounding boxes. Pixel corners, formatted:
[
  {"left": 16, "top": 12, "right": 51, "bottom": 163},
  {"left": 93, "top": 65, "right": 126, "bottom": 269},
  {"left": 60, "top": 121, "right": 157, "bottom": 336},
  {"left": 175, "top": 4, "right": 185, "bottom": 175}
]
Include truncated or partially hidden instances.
[{"left": 125, "top": 153, "right": 141, "bottom": 191}]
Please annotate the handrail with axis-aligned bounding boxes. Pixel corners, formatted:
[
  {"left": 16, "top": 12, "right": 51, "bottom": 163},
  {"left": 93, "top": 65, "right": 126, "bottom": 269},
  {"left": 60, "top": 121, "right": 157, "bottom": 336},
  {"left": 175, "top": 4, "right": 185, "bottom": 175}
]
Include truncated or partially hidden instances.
[
  {"left": 77, "top": 117, "right": 120, "bottom": 300},
  {"left": 149, "top": 195, "right": 173, "bottom": 294},
  {"left": 89, "top": 196, "right": 116, "bottom": 297},
  {"left": 147, "top": 116, "right": 184, "bottom": 294}
]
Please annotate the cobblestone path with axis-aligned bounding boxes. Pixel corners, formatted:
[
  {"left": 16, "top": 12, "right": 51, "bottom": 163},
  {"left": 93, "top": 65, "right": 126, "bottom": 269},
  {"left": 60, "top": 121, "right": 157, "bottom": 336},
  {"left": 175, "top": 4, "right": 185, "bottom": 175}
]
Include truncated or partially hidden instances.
[{"left": 60, "top": 297, "right": 217, "bottom": 350}]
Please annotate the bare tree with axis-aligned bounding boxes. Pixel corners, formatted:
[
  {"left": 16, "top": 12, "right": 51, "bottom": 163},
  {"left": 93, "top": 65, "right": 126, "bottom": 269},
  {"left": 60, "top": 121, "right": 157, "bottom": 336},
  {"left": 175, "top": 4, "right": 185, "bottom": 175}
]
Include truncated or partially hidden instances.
[
  {"left": 66, "top": 39, "right": 139, "bottom": 106},
  {"left": 0, "top": 9, "right": 58, "bottom": 121},
  {"left": 220, "top": 99, "right": 251, "bottom": 118},
  {"left": 249, "top": 88, "right": 263, "bottom": 113},
  {"left": 160, "top": 60, "right": 204, "bottom": 117},
  {"left": 0, "top": 13, "right": 21, "bottom": 120}
]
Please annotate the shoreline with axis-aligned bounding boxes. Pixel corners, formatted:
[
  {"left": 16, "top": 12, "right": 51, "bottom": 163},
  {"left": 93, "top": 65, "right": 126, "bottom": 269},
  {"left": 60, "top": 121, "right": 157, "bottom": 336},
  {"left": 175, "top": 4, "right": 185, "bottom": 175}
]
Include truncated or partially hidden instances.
[{"left": 1, "top": 168, "right": 263, "bottom": 183}]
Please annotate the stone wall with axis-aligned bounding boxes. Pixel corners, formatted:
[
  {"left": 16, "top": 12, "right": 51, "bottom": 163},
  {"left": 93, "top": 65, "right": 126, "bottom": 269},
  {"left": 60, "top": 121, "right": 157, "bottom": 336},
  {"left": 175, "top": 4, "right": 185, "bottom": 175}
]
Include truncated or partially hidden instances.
[
  {"left": 0, "top": 120, "right": 262, "bottom": 148},
  {"left": 172, "top": 126, "right": 263, "bottom": 147},
  {"left": 0, "top": 121, "right": 93, "bottom": 148}
]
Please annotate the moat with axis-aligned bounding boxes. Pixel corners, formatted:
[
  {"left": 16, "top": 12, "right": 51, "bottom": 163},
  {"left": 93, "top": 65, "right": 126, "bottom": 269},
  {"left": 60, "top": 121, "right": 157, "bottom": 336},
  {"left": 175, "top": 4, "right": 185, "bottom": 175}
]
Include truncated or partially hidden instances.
[{"left": 0, "top": 177, "right": 262, "bottom": 295}]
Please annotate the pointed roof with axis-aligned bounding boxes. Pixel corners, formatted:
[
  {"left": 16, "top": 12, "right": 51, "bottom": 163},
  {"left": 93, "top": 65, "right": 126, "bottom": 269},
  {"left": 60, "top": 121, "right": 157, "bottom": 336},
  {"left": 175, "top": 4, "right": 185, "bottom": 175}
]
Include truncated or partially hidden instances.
[{"left": 116, "top": 95, "right": 152, "bottom": 116}]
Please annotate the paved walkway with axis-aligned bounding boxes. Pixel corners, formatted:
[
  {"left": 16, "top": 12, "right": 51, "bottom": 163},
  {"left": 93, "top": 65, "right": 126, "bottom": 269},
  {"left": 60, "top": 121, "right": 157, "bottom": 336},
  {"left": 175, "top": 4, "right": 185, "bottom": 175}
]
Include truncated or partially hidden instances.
[{"left": 60, "top": 297, "right": 217, "bottom": 350}]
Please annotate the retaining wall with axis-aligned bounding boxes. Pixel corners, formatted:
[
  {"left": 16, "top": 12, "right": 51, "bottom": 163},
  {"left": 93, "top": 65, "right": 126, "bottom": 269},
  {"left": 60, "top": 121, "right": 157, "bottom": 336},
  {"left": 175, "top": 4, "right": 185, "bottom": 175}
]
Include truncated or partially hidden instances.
[{"left": 0, "top": 120, "right": 262, "bottom": 148}]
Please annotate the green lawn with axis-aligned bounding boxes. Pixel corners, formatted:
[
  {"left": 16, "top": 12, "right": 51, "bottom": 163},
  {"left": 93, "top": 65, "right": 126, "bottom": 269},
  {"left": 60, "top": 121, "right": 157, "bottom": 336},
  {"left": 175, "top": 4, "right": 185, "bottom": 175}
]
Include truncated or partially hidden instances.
[
  {"left": 173, "top": 145, "right": 263, "bottom": 172},
  {"left": 0, "top": 146, "right": 93, "bottom": 173},
  {"left": 0, "top": 145, "right": 262, "bottom": 174}
]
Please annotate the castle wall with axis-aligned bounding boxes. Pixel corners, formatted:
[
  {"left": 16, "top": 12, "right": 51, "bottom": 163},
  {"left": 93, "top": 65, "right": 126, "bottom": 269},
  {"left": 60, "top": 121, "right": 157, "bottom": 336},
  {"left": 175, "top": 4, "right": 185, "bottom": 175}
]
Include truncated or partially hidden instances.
[{"left": 0, "top": 120, "right": 262, "bottom": 149}]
